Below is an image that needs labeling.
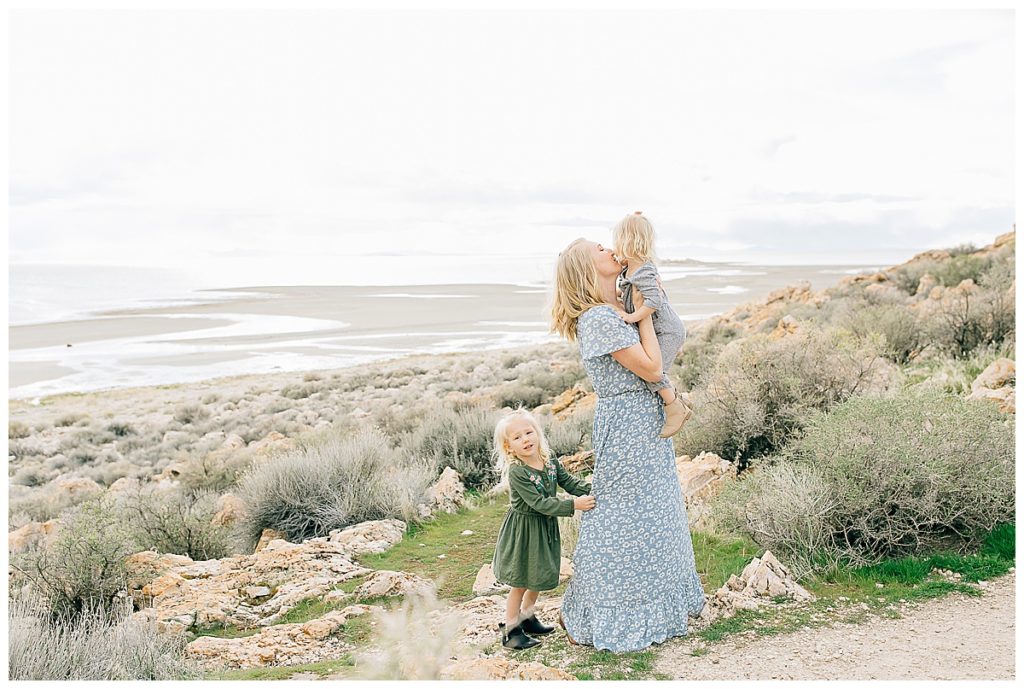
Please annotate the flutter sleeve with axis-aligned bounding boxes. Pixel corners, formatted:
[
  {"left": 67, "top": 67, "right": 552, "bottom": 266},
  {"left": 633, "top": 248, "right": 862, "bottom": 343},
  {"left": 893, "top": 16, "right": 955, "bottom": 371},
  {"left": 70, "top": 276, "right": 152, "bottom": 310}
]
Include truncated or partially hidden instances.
[
  {"left": 578, "top": 305, "right": 640, "bottom": 359},
  {"left": 629, "top": 262, "right": 663, "bottom": 311},
  {"left": 509, "top": 464, "right": 576, "bottom": 517},
  {"left": 555, "top": 459, "right": 591, "bottom": 496}
]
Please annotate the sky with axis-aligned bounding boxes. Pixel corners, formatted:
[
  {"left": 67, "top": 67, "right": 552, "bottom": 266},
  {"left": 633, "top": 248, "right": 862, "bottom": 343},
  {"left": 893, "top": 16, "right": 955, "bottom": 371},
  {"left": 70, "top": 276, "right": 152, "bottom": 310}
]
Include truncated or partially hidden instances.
[{"left": 8, "top": 8, "right": 1015, "bottom": 281}]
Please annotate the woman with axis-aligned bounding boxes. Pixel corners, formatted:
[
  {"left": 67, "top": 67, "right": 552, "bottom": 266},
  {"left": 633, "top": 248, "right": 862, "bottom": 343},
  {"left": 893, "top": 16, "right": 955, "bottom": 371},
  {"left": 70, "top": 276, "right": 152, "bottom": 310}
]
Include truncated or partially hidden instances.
[{"left": 552, "top": 237, "right": 706, "bottom": 653}]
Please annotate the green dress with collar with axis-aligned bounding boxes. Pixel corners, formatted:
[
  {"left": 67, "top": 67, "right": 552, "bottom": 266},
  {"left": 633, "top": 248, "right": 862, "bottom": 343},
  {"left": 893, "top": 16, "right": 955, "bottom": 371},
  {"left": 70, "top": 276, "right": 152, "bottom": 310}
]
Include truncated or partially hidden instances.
[{"left": 491, "top": 457, "right": 592, "bottom": 591}]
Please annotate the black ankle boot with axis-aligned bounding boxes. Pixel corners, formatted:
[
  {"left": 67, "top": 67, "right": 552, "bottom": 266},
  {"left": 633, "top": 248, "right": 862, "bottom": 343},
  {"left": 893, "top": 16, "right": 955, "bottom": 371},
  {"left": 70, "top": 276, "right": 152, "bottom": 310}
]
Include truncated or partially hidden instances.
[
  {"left": 499, "top": 621, "right": 540, "bottom": 650},
  {"left": 520, "top": 613, "right": 555, "bottom": 636}
]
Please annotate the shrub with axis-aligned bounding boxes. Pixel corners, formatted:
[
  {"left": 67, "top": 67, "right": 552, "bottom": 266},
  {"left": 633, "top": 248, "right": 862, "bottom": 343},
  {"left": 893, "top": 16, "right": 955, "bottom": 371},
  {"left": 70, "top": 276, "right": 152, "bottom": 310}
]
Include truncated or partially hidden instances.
[
  {"left": 55, "top": 413, "right": 88, "bottom": 427},
  {"left": 8, "top": 592, "right": 200, "bottom": 680},
  {"left": 9, "top": 420, "right": 31, "bottom": 439},
  {"left": 676, "top": 327, "right": 894, "bottom": 469},
  {"left": 545, "top": 409, "right": 594, "bottom": 459},
  {"left": 10, "top": 495, "right": 137, "bottom": 620},
  {"left": 173, "top": 404, "right": 210, "bottom": 425},
  {"left": 708, "top": 388, "right": 1015, "bottom": 573},
  {"left": 838, "top": 300, "right": 925, "bottom": 364},
  {"left": 238, "top": 426, "right": 434, "bottom": 548},
  {"left": 176, "top": 448, "right": 257, "bottom": 496},
  {"left": 281, "top": 382, "right": 321, "bottom": 400},
  {"left": 676, "top": 319, "right": 742, "bottom": 391},
  {"left": 926, "top": 283, "right": 1015, "bottom": 359},
  {"left": 492, "top": 382, "right": 546, "bottom": 409},
  {"left": 120, "top": 485, "right": 233, "bottom": 560},
  {"left": 402, "top": 404, "right": 500, "bottom": 490},
  {"left": 105, "top": 422, "right": 136, "bottom": 437}
]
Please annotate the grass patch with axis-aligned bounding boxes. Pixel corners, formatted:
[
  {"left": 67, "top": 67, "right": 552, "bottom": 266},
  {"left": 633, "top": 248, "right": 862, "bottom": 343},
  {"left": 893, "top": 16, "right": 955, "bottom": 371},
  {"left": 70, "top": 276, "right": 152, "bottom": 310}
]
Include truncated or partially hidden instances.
[
  {"left": 691, "top": 529, "right": 762, "bottom": 591},
  {"left": 359, "top": 493, "right": 512, "bottom": 601}
]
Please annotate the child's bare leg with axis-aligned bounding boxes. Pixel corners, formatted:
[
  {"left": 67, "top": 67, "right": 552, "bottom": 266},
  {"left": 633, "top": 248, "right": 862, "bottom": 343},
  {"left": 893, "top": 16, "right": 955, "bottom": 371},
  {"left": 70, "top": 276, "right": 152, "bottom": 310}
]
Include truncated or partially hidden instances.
[
  {"left": 506, "top": 587, "right": 526, "bottom": 627},
  {"left": 520, "top": 589, "right": 540, "bottom": 620}
]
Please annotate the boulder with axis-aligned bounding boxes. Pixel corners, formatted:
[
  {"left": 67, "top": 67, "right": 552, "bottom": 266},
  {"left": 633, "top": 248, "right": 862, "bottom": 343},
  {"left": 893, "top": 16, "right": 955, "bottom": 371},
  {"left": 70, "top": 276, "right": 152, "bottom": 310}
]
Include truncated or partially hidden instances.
[
  {"left": 676, "top": 452, "right": 737, "bottom": 530},
  {"left": 351, "top": 570, "right": 435, "bottom": 599},
  {"left": 183, "top": 604, "right": 382, "bottom": 669},
  {"left": 248, "top": 431, "right": 294, "bottom": 454},
  {"left": 211, "top": 493, "right": 246, "bottom": 527},
  {"left": 8, "top": 519, "right": 61, "bottom": 553},
  {"left": 221, "top": 433, "right": 246, "bottom": 451},
  {"left": 971, "top": 358, "right": 1015, "bottom": 393},
  {"left": 328, "top": 518, "right": 407, "bottom": 555},
  {"left": 416, "top": 467, "right": 465, "bottom": 517},
  {"left": 560, "top": 450, "right": 594, "bottom": 474},
  {"left": 472, "top": 564, "right": 510, "bottom": 596},
  {"left": 254, "top": 529, "right": 288, "bottom": 554},
  {"left": 768, "top": 314, "right": 800, "bottom": 340},
  {"left": 50, "top": 475, "right": 102, "bottom": 501}
]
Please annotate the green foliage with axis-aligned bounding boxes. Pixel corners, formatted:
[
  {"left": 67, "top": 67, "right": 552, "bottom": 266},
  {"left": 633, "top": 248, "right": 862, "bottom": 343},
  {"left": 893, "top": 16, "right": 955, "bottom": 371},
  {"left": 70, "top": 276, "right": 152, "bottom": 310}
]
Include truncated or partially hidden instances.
[
  {"left": 401, "top": 404, "right": 500, "bottom": 490},
  {"left": 120, "top": 485, "right": 233, "bottom": 560}
]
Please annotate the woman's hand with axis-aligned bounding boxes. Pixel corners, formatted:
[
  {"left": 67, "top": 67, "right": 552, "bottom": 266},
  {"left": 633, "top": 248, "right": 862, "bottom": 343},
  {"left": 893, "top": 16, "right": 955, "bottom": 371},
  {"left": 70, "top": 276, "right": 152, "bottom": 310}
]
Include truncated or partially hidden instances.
[{"left": 574, "top": 495, "right": 596, "bottom": 511}]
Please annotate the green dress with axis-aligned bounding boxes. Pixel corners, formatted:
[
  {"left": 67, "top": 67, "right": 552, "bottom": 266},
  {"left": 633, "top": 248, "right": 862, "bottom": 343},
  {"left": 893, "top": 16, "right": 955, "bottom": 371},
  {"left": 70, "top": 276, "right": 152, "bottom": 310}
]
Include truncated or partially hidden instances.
[{"left": 491, "top": 458, "right": 592, "bottom": 591}]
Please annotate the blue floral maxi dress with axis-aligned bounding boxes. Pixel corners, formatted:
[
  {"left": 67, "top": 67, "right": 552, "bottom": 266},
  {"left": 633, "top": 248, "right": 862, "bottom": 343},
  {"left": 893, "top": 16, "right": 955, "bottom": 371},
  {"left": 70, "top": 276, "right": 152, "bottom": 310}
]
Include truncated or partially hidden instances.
[{"left": 559, "top": 305, "right": 706, "bottom": 653}]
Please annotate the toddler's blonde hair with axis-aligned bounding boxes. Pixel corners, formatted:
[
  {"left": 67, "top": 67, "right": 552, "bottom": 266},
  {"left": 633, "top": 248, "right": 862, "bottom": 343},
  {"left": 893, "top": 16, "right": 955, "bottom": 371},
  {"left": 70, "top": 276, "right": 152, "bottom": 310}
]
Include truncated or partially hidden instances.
[
  {"left": 493, "top": 407, "right": 552, "bottom": 489},
  {"left": 612, "top": 211, "right": 657, "bottom": 264},
  {"left": 550, "top": 238, "right": 607, "bottom": 342}
]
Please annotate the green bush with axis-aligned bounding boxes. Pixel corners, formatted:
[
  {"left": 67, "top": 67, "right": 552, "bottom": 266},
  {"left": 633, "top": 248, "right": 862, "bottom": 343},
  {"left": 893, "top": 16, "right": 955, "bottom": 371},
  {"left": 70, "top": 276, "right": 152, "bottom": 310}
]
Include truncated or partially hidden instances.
[
  {"left": 708, "top": 388, "right": 1015, "bottom": 574},
  {"left": 238, "top": 426, "right": 434, "bottom": 548},
  {"left": 402, "top": 404, "right": 500, "bottom": 490},
  {"left": 676, "top": 327, "right": 894, "bottom": 468},
  {"left": 492, "top": 382, "right": 546, "bottom": 409},
  {"left": 120, "top": 485, "right": 233, "bottom": 560},
  {"left": 10, "top": 495, "right": 137, "bottom": 620},
  {"left": 173, "top": 404, "right": 210, "bottom": 425},
  {"left": 838, "top": 300, "right": 925, "bottom": 364},
  {"left": 9, "top": 420, "right": 31, "bottom": 439},
  {"left": 926, "top": 283, "right": 1015, "bottom": 359},
  {"left": 676, "top": 320, "right": 742, "bottom": 391},
  {"left": 545, "top": 409, "right": 594, "bottom": 458}
]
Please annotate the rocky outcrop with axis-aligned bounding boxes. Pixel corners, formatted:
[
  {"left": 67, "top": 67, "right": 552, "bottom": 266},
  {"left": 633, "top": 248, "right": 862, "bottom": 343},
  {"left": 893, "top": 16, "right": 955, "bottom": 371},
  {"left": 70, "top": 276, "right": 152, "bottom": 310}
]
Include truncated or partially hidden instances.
[
  {"left": 549, "top": 383, "right": 597, "bottom": 422},
  {"left": 560, "top": 449, "right": 595, "bottom": 474},
  {"left": 471, "top": 558, "right": 574, "bottom": 598},
  {"left": 700, "top": 551, "right": 814, "bottom": 625},
  {"left": 49, "top": 475, "right": 102, "bottom": 501},
  {"left": 211, "top": 493, "right": 246, "bottom": 527},
  {"left": 351, "top": 570, "right": 435, "bottom": 599},
  {"left": 416, "top": 467, "right": 465, "bottom": 518},
  {"left": 676, "top": 452, "right": 738, "bottom": 530},
  {"left": 8, "top": 519, "right": 61, "bottom": 553},
  {"left": 183, "top": 604, "right": 382, "bottom": 669},
  {"left": 710, "top": 281, "right": 831, "bottom": 336},
  {"left": 966, "top": 358, "right": 1015, "bottom": 414},
  {"left": 440, "top": 657, "right": 577, "bottom": 680},
  {"left": 126, "top": 519, "right": 407, "bottom": 632}
]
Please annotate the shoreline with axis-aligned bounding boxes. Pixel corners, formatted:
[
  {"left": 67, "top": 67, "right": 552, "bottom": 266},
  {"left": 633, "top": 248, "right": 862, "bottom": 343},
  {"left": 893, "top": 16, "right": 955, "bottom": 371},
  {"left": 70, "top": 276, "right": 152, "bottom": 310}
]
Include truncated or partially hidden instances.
[{"left": 8, "top": 263, "right": 880, "bottom": 401}]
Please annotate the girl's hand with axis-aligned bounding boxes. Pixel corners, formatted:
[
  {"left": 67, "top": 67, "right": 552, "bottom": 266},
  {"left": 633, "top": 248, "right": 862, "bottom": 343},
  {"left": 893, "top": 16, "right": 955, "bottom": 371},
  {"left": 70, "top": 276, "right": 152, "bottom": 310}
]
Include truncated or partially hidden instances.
[{"left": 574, "top": 495, "right": 596, "bottom": 511}]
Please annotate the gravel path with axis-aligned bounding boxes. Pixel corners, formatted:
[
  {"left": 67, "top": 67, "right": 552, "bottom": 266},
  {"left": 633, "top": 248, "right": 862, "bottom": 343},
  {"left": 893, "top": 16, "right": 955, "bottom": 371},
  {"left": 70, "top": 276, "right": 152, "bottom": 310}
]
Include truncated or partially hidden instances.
[{"left": 654, "top": 569, "right": 1016, "bottom": 680}]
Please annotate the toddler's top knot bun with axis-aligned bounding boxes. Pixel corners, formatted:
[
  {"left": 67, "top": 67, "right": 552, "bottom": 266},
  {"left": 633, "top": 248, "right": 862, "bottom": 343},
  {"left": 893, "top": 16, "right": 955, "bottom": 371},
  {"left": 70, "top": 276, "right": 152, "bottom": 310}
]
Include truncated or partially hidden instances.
[{"left": 634, "top": 210, "right": 643, "bottom": 215}]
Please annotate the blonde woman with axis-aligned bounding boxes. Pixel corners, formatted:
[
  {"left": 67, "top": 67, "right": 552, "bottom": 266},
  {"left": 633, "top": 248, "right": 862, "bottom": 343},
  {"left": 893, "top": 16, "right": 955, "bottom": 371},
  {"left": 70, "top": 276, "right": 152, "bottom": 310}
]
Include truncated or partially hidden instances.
[{"left": 552, "top": 237, "right": 706, "bottom": 653}]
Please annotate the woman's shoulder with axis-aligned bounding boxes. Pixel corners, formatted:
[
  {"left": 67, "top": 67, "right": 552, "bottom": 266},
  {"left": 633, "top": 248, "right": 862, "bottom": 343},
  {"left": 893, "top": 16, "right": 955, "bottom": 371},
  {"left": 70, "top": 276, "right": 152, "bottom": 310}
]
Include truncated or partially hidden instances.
[{"left": 580, "top": 304, "right": 617, "bottom": 322}]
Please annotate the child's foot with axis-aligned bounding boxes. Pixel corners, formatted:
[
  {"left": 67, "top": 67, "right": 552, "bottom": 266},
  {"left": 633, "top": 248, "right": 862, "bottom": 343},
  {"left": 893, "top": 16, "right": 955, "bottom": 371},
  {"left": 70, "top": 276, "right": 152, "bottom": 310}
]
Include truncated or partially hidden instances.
[
  {"left": 659, "top": 395, "right": 692, "bottom": 438},
  {"left": 499, "top": 622, "right": 541, "bottom": 650},
  {"left": 519, "top": 613, "right": 555, "bottom": 636}
]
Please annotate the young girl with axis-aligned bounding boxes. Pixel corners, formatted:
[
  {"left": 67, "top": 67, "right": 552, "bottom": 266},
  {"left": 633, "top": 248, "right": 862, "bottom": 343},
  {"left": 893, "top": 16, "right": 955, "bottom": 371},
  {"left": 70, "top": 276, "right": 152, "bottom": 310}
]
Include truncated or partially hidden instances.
[
  {"left": 490, "top": 408, "right": 595, "bottom": 650},
  {"left": 612, "top": 211, "right": 694, "bottom": 438}
]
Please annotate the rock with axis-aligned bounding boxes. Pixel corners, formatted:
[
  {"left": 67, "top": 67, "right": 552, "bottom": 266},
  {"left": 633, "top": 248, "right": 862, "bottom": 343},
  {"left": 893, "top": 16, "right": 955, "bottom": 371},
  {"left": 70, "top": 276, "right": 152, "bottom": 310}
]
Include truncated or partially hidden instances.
[
  {"left": 433, "top": 595, "right": 563, "bottom": 651},
  {"left": 472, "top": 564, "right": 510, "bottom": 596},
  {"left": 554, "top": 390, "right": 596, "bottom": 422},
  {"left": 550, "top": 383, "right": 587, "bottom": 416},
  {"left": 156, "top": 461, "right": 189, "bottom": 482},
  {"left": 247, "top": 431, "right": 294, "bottom": 454},
  {"left": 768, "top": 314, "right": 800, "bottom": 339},
  {"left": 126, "top": 535, "right": 376, "bottom": 630},
  {"left": 8, "top": 519, "right": 61, "bottom": 553},
  {"left": 221, "top": 434, "right": 246, "bottom": 450},
  {"left": 50, "top": 475, "right": 102, "bottom": 501},
  {"left": 328, "top": 518, "right": 407, "bottom": 555},
  {"left": 914, "top": 273, "right": 938, "bottom": 298},
  {"left": 971, "top": 358, "right": 1015, "bottom": 393},
  {"left": 254, "top": 529, "right": 288, "bottom": 554},
  {"left": 561, "top": 450, "right": 594, "bottom": 474},
  {"left": 416, "top": 467, "right": 465, "bottom": 517},
  {"left": 351, "top": 570, "right": 435, "bottom": 599},
  {"left": 183, "top": 604, "right": 381, "bottom": 669},
  {"left": 211, "top": 493, "right": 246, "bottom": 527},
  {"left": 676, "top": 452, "right": 737, "bottom": 529},
  {"left": 107, "top": 476, "right": 142, "bottom": 495},
  {"left": 440, "top": 657, "right": 577, "bottom": 680},
  {"left": 700, "top": 550, "right": 813, "bottom": 624},
  {"left": 461, "top": 530, "right": 474, "bottom": 536}
]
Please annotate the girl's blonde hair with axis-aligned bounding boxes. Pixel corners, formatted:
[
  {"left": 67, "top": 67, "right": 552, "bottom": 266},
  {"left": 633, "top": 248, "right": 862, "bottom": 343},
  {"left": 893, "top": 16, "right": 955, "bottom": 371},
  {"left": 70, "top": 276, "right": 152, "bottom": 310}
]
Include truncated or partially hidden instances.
[
  {"left": 493, "top": 407, "right": 552, "bottom": 488},
  {"left": 549, "top": 238, "right": 607, "bottom": 342},
  {"left": 612, "top": 212, "right": 657, "bottom": 264}
]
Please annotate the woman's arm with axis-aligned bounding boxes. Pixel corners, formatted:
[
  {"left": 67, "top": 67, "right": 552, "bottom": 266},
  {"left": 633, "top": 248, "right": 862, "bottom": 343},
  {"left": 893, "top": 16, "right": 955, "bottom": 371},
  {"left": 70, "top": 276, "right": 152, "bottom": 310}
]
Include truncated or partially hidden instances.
[{"left": 610, "top": 291, "right": 663, "bottom": 382}]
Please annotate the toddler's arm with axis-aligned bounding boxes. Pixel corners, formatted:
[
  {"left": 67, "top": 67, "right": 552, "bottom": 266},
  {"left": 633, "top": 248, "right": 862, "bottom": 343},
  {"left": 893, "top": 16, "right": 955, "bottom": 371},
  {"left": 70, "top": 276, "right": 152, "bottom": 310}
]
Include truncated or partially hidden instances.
[
  {"left": 629, "top": 263, "right": 664, "bottom": 312},
  {"left": 555, "top": 459, "right": 592, "bottom": 496},
  {"left": 509, "top": 465, "right": 575, "bottom": 517},
  {"left": 621, "top": 303, "right": 655, "bottom": 324}
]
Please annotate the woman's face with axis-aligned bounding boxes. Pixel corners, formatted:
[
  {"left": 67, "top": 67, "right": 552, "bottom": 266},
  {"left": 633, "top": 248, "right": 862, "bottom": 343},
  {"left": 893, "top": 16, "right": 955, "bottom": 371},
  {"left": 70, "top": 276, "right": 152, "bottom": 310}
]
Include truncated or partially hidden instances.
[{"left": 587, "top": 240, "right": 623, "bottom": 278}]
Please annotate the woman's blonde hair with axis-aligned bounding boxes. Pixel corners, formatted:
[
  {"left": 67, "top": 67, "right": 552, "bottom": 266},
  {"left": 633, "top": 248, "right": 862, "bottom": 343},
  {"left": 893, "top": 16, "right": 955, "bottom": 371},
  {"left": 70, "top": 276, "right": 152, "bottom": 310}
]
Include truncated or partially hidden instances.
[
  {"left": 550, "top": 238, "right": 607, "bottom": 342},
  {"left": 493, "top": 407, "right": 551, "bottom": 488},
  {"left": 612, "top": 212, "right": 657, "bottom": 264}
]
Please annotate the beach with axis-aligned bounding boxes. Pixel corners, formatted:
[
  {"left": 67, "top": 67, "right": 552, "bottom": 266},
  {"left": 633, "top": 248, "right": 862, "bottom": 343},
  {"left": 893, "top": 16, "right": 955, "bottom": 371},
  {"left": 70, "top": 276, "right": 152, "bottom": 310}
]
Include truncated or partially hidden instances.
[{"left": 8, "top": 261, "right": 883, "bottom": 400}]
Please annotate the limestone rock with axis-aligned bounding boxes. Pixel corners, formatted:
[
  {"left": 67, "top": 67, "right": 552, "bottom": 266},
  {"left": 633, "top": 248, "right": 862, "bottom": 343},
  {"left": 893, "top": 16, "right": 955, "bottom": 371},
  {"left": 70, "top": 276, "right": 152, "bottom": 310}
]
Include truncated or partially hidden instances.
[
  {"left": 247, "top": 431, "right": 294, "bottom": 454},
  {"left": 8, "top": 519, "right": 61, "bottom": 553},
  {"left": 328, "top": 518, "right": 407, "bottom": 556},
  {"left": 768, "top": 314, "right": 800, "bottom": 340},
  {"left": 50, "top": 475, "right": 102, "bottom": 501},
  {"left": 156, "top": 461, "right": 189, "bottom": 482},
  {"left": 221, "top": 433, "right": 246, "bottom": 451},
  {"left": 254, "top": 529, "right": 288, "bottom": 554},
  {"left": 416, "top": 467, "right": 465, "bottom": 517},
  {"left": 561, "top": 450, "right": 594, "bottom": 474},
  {"left": 676, "top": 452, "right": 737, "bottom": 530},
  {"left": 914, "top": 273, "right": 938, "bottom": 298},
  {"left": 211, "top": 493, "right": 246, "bottom": 527},
  {"left": 351, "top": 570, "right": 435, "bottom": 599},
  {"left": 183, "top": 604, "right": 381, "bottom": 669},
  {"left": 472, "top": 564, "right": 510, "bottom": 596},
  {"left": 700, "top": 550, "right": 813, "bottom": 624},
  {"left": 440, "top": 657, "right": 576, "bottom": 680},
  {"left": 971, "top": 358, "right": 1015, "bottom": 393}
]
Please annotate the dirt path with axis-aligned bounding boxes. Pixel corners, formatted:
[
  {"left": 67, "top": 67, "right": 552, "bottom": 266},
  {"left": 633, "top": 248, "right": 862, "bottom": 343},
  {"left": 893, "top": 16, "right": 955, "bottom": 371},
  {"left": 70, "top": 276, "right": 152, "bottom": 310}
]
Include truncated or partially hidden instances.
[{"left": 654, "top": 569, "right": 1016, "bottom": 680}]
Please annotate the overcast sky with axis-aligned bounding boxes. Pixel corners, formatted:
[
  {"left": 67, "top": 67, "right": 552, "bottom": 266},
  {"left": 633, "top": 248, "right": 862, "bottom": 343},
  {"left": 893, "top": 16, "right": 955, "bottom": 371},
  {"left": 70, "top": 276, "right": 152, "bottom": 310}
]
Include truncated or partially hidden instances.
[{"left": 8, "top": 9, "right": 1015, "bottom": 275}]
